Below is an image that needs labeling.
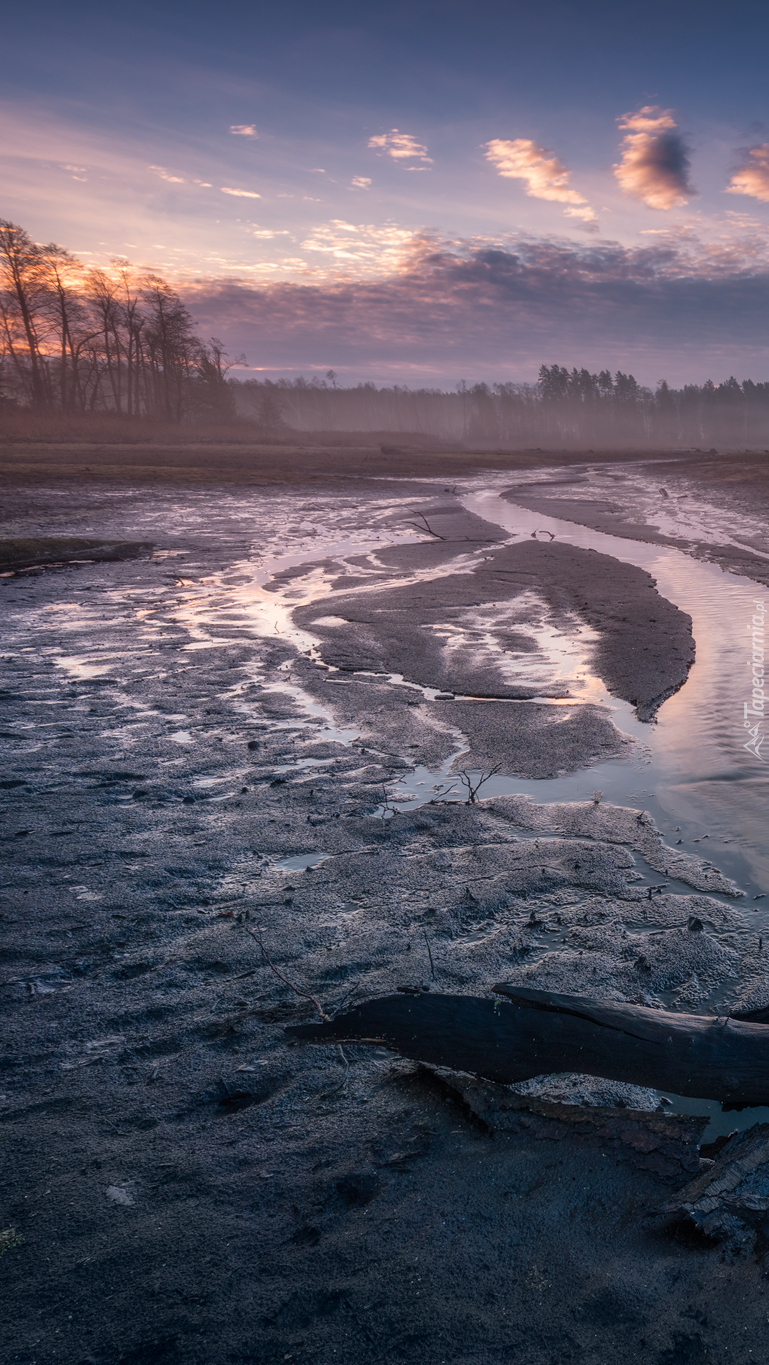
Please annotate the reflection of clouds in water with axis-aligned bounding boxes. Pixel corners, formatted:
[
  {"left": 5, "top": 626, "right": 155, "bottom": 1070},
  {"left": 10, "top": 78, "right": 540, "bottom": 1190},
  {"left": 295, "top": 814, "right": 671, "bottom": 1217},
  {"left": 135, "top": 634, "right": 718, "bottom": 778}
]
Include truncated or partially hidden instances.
[
  {"left": 423, "top": 592, "right": 604, "bottom": 699},
  {"left": 502, "top": 464, "right": 769, "bottom": 560}
]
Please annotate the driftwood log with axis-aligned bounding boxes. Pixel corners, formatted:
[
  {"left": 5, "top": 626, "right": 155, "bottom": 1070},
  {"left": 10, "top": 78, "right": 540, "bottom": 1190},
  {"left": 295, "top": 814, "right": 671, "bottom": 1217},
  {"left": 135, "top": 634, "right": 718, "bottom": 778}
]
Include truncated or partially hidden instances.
[{"left": 287, "top": 984, "right": 769, "bottom": 1107}]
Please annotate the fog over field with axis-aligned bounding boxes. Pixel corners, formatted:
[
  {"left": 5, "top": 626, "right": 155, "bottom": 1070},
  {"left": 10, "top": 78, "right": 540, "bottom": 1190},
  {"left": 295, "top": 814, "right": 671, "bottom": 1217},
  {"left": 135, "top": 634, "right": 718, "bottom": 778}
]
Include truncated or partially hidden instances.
[
  {"left": 4, "top": 214, "right": 769, "bottom": 450},
  {"left": 233, "top": 370, "right": 769, "bottom": 448}
]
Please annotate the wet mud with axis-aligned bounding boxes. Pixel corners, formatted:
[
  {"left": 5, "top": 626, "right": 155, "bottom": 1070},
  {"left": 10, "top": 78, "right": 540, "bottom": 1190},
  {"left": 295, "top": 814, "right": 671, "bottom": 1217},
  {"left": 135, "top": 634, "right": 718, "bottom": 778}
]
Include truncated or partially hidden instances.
[{"left": 1, "top": 468, "right": 768, "bottom": 1364}]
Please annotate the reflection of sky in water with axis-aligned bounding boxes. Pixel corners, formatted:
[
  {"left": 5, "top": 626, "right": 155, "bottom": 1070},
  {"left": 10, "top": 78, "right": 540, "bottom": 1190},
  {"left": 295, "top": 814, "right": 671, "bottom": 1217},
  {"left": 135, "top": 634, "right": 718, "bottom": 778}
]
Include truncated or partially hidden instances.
[
  {"left": 462, "top": 485, "right": 769, "bottom": 896},
  {"left": 422, "top": 592, "right": 605, "bottom": 701},
  {"left": 9, "top": 475, "right": 769, "bottom": 1138},
  {"left": 506, "top": 463, "right": 769, "bottom": 560},
  {"left": 15, "top": 474, "right": 768, "bottom": 899}
]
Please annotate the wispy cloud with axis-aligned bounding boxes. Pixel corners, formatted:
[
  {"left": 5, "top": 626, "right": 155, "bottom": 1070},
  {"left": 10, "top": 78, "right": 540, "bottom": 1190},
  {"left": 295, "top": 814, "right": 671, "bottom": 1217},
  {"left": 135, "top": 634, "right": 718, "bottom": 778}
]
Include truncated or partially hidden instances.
[
  {"left": 727, "top": 144, "right": 769, "bottom": 203},
  {"left": 484, "top": 138, "right": 596, "bottom": 228},
  {"left": 351, "top": 176, "right": 372, "bottom": 189},
  {"left": 613, "top": 107, "right": 694, "bottom": 209},
  {"left": 220, "top": 187, "right": 261, "bottom": 198},
  {"left": 230, "top": 124, "right": 257, "bottom": 137},
  {"left": 368, "top": 130, "right": 432, "bottom": 163},
  {"left": 300, "top": 219, "right": 425, "bottom": 275},
  {"left": 149, "top": 165, "right": 185, "bottom": 184}
]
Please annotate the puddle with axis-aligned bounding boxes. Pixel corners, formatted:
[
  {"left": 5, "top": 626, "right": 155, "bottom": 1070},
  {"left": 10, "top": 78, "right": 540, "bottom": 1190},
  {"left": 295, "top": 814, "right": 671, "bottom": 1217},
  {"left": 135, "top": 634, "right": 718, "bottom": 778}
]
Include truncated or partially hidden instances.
[
  {"left": 274, "top": 852, "right": 331, "bottom": 870},
  {"left": 656, "top": 1093, "right": 769, "bottom": 1144}
]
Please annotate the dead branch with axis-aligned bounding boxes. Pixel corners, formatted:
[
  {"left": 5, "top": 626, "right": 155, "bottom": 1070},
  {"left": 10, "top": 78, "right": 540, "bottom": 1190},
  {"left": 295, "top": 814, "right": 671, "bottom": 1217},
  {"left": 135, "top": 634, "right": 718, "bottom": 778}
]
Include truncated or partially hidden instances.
[
  {"left": 379, "top": 782, "right": 399, "bottom": 816},
  {"left": 423, "top": 929, "right": 436, "bottom": 980},
  {"left": 459, "top": 764, "right": 502, "bottom": 803},
  {"left": 405, "top": 511, "right": 447, "bottom": 540},
  {"left": 243, "top": 924, "right": 329, "bottom": 1022}
]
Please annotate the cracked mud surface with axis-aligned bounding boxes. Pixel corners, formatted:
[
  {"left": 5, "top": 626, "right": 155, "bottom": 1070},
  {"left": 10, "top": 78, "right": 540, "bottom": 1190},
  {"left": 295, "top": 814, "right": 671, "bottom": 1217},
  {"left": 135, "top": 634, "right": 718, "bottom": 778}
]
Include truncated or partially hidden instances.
[{"left": 1, "top": 470, "right": 768, "bottom": 1365}]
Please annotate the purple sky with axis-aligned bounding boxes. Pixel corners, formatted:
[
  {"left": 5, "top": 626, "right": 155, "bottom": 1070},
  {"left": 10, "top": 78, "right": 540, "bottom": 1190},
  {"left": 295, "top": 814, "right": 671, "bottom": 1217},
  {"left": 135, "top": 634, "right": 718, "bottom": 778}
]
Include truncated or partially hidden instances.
[{"left": 4, "top": 0, "right": 769, "bottom": 385}]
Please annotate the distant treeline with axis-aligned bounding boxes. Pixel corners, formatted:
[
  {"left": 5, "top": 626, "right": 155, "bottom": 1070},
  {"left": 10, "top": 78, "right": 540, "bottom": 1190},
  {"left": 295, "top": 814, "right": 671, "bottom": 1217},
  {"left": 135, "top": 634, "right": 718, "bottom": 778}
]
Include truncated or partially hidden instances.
[
  {"left": 233, "top": 369, "right": 769, "bottom": 448},
  {"left": 0, "top": 218, "right": 235, "bottom": 421},
  {"left": 4, "top": 215, "right": 769, "bottom": 447}
]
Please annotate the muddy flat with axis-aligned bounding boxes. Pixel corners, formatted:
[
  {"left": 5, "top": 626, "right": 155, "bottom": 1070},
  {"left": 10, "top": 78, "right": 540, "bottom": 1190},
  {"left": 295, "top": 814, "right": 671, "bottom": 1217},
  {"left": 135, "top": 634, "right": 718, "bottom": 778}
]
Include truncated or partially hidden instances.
[{"left": 2, "top": 456, "right": 769, "bottom": 1364}]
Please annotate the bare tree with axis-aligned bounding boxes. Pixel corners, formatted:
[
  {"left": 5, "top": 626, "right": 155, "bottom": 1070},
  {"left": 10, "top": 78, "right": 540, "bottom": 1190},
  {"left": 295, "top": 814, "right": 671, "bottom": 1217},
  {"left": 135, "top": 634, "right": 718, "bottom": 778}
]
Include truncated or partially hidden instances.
[
  {"left": 87, "top": 267, "right": 126, "bottom": 412},
  {"left": 40, "top": 245, "right": 96, "bottom": 410},
  {"left": 112, "top": 261, "right": 144, "bottom": 417},
  {"left": 140, "top": 275, "right": 198, "bottom": 420},
  {"left": 0, "top": 220, "right": 48, "bottom": 408}
]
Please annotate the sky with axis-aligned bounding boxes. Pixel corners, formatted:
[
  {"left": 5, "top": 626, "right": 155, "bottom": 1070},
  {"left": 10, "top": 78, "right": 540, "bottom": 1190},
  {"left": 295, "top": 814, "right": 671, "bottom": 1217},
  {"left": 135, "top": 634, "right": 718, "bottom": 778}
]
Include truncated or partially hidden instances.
[{"left": 5, "top": 0, "right": 769, "bottom": 387}]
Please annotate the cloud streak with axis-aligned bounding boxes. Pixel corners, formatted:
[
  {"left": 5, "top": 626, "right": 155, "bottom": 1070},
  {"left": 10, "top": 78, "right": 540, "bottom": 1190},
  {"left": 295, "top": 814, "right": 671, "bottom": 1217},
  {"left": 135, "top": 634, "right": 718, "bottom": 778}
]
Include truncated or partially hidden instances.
[
  {"left": 484, "top": 138, "right": 596, "bottom": 227},
  {"left": 230, "top": 124, "right": 257, "bottom": 137},
  {"left": 149, "top": 165, "right": 185, "bottom": 184},
  {"left": 368, "top": 130, "right": 432, "bottom": 163},
  {"left": 727, "top": 144, "right": 769, "bottom": 203},
  {"left": 220, "top": 186, "right": 261, "bottom": 198},
  {"left": 613, "top": 107, "right": 695, "bottom": 210}
]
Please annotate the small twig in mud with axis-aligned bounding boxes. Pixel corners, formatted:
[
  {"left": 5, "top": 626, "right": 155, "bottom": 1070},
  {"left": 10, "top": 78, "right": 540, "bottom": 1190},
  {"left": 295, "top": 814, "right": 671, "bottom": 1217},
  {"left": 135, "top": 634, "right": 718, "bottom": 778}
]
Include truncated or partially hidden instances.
[
  {"left": 459, "top": 765, "right": 502, "bottom": 804},
  {"left": 646, "top": 883, "right": 668, "bottom": 900},
  {"left": 243, "top": 924, "right": 329, "bottom": 1022},
  {"left": 335, "top": 1045, "right": 350, "bottom": 1089},
  {"left": 379, "top": 782, "right": 399, "bottom": 816},
  {"left": 405, "top": 511, "right": 446, "bottom": 540},
  {"left": 423, "top": 930, "right": 436, "bottom": 981},
  {"left": 333, "top": 983, "right": 361, "bottom": 1013},
  {"left": 321, "top": 1045, "right": 350, "bottom": 1098}
]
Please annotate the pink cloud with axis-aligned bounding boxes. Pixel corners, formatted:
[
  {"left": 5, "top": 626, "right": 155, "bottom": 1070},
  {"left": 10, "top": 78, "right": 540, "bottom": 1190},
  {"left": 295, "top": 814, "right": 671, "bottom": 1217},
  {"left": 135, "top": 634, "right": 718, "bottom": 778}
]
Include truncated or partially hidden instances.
[
  {"left": 368, "top": 130, "right": 432, "bottom": 164},
  {"left": 149, "top": 165, "right": 185, "bottom": 184},
  {"left": 613, "top": 107, "right": 695, "bottom": 210},
  {"left": 182, "top": 230, "right": 769, "bottom": 383},
  {"left": 485, "top": 138, "right": 596, "bottom": 228},
  {"left": 727, "top": 145, "right": 769, "bottom": 203}
]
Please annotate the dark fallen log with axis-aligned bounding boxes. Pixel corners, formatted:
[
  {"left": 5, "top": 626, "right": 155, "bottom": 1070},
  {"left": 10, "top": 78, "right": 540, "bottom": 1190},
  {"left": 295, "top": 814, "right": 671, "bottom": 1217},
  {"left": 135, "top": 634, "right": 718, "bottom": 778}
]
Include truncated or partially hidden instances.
[
  {"left": 425, "top": 1066, "right": 707, "bottom": 1179},
  {"left": 286, "top": 984, "right": 769, "bottom": 1106},
  {"left": 0, "top": 537, "right": 154, "bottom": 572}
]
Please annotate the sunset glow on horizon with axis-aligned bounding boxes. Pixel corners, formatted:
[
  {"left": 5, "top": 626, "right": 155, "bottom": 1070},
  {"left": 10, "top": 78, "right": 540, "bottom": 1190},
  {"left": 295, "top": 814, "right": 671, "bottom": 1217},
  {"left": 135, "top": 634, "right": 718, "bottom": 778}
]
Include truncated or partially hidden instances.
[{"left": 4, "top": 0, "right": 769, "bottom": 385}]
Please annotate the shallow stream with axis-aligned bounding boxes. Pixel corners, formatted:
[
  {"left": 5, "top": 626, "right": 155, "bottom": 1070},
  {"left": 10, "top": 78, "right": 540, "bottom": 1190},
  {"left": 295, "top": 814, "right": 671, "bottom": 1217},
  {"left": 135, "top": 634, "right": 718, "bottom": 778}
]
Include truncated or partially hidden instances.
[
  {"left": 456, "top": 487, "right": 769, "bottom": 902},
  {"left": 157, "top": 476, "right": 768, "bottom": 903}
]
